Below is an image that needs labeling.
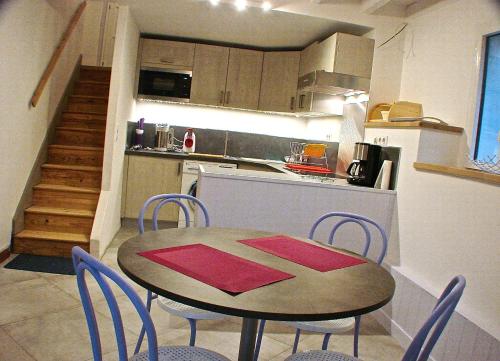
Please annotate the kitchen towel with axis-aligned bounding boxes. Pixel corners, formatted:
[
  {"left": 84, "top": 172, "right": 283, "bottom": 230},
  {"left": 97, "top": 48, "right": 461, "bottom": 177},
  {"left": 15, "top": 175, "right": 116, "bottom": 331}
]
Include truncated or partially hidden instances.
[
  {"left": 239, "top": 235, "right": 366, "bottom": 272},
  {"left": 138, "top": 244, "right": 294, "bottom": 294}
]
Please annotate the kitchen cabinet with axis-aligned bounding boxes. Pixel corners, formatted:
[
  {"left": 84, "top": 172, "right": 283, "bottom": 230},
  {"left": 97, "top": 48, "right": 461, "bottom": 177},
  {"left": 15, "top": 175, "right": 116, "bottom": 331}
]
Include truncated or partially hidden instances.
[
  {"left": 225, "top": 48, "right": 264, "bottom": 110},
  {"left": 258, "top": 51, "right": 300, "bottom": 112},
  {"left": 141, "top": 39, "right": 195, "bottom": 69},
  {"left": 190, "top": 44, "right": 230, "bottom": 106},
  {"left": 299, "top": 33, "right": 374, "bottom": 78},
  {"left": 124, "top": 156, "right": 182, "bottom": 221}
]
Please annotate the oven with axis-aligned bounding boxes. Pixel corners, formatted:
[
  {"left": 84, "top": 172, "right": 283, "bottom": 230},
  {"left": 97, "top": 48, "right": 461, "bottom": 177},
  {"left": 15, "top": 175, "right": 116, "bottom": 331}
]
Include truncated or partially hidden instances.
[{"left": 137, "top": 67, "right": 192, "bottom": 102}]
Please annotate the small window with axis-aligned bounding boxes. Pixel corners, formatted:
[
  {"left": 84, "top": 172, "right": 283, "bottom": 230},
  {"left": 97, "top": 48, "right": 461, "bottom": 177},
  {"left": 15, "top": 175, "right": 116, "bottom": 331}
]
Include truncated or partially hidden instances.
[{"left": 474, "top": 32, "right": 500, "bottom": 161}]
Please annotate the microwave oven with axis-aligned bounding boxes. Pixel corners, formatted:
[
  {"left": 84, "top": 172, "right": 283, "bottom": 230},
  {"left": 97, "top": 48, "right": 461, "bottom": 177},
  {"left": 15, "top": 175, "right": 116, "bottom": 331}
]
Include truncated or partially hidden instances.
[{"left": 137, "top": 67, "right": 192, "bottom": 102}]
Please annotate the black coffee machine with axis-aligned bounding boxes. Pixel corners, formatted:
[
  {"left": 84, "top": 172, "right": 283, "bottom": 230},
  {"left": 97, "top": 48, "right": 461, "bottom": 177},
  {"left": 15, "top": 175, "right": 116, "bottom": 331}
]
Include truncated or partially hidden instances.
[{"left": 346, "top": 142, "right": 382, "bottom": 187}]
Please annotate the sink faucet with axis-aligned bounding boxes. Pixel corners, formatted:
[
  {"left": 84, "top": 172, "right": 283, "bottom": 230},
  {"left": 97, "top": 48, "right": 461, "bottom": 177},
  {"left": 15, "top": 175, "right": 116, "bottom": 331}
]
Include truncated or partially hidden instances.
[{"left": 224, "top": 131, "right": 229, "bottom": 157}]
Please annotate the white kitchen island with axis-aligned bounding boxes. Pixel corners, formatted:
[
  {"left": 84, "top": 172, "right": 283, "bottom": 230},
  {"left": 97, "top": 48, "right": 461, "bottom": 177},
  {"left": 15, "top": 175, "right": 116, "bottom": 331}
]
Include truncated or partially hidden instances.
[{"left": 197, "top": 163, "right": 398, "bottom": 263}]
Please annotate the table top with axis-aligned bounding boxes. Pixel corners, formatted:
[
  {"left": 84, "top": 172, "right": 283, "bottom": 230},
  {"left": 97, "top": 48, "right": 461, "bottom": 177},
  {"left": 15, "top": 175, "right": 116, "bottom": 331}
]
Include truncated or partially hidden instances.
[{"left": 117, "top": 227, "right": 395, "bottom": 321}]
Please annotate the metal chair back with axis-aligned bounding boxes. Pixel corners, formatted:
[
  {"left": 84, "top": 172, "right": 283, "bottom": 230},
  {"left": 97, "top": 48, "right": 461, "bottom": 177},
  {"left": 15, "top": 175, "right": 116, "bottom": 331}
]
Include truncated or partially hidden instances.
[
  {"left": 72, "top": 246, "right": 159, "bottom": 361},
  {"left": 309, "top": 212, "right": 388, "bottom": 264},
  {"left": 402, "top": 275, "right": 466, "bottom": 361},
  {"left": 138, "top": 194, "right": 210, "bottom": 234}
]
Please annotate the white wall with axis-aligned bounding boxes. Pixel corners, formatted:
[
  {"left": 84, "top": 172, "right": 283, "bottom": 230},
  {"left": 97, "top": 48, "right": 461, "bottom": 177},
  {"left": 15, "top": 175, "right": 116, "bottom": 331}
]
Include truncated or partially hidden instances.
[
  {"left": 134, "top": 101, "right": 344, "bottom": 142},
  {"left": 369, "top": 0, "right": 500, "bottom": 340},
  {"left": 0, "top": 0, "right": 83, "bottom": 253},
  {"left": 399, "top": 0, "right": 500, "bottom": 143},
  {"left": 81, "top": 0, "right": 105, "bottom": 66},
  {"left": 91, "top": 6, "right": 140, "bottom": 256}
]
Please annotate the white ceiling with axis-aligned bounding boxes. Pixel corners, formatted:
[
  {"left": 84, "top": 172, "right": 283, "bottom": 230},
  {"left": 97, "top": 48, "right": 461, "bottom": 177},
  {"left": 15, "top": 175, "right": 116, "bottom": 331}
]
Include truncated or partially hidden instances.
[{"left": 116, "top": 0, "right": 372, "bottom": 49}]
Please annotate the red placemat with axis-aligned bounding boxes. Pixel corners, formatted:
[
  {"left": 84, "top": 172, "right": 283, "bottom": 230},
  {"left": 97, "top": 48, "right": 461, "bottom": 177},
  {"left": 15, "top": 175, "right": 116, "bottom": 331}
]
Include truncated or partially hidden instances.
[
  {"left": 239, "top": 235, "right": 366, "bottom": 272},
  {"left": 138, "top": 244, "right": 294, "bottom": 294}
]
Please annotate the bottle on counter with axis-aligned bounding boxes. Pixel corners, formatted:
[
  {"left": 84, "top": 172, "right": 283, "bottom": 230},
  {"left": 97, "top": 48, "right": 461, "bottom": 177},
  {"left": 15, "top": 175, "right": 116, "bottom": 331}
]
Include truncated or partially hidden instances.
[
  {"left": 183, "top": 128, "right": 196, "bottom": 153},
  {"left": 134, "top": 118, "right": 145, "bottom": 148}
]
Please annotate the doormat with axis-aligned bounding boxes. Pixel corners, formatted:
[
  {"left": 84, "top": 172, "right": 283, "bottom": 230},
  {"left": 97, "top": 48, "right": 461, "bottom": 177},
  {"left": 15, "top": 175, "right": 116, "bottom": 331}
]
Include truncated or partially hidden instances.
[{"left": 4, "top": 254, "right": 75, "bottom": 275}]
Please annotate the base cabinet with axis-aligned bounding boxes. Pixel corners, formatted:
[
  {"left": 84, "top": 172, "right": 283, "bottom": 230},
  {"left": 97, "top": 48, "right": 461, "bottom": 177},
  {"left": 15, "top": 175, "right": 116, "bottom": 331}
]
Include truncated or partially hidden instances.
[{"left": 123, "top": 156, "right": 182, "bottom": 221}]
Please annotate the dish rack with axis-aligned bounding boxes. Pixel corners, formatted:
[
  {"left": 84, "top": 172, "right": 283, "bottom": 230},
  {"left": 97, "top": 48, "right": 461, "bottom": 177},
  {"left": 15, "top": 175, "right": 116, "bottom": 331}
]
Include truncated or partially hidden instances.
[{"left": 286, "top": 142, "right": 333, "bottom": 175}]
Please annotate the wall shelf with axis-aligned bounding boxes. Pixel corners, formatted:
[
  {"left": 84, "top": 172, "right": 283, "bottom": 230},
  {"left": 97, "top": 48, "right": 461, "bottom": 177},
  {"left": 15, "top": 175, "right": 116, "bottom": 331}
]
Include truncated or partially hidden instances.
[
  {"left": 414, "top": 162, "right": 500, "bottom": 186},
  {"left": 365, "top": 121, "right": 463, "bottom": 134}
]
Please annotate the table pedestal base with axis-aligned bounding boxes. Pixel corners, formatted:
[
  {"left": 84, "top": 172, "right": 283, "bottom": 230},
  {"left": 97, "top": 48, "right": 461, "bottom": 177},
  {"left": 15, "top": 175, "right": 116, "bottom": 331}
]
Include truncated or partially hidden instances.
[{"left": 238, "top": 318, "right": 258, "bottom": 361}]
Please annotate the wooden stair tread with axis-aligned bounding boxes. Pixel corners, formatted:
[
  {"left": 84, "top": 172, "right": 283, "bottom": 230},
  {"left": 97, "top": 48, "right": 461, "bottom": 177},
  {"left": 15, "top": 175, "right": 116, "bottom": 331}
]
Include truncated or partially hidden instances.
[
  {"left": 42, "top": 163, "right": 102, "bottom": 172},
  {"left": 81, "top": 65, "right": 111, "bottom": 72},
  {"left": 15, "top": 230, "right": 90, "bottom": 243},
  {"left": 56, "top": 127, "right": 106, "bottom": 133},
  {"left": 49, "top": 144, "right": 104, "bottom": 151},
  {"left": 33, "top": 183, "right": 100, "bottom": 194},
  {"left": 63, "top": 111, "right": 106, "bottom": 118},
  {"left": 70, "top": 95, "right": 108, "bottom": 100},
  {"left": 26, "top": 206, "right": 95, "bottom": 218},
  {"left": 77, "top": 80, "right": 109, "bottom": 85}
]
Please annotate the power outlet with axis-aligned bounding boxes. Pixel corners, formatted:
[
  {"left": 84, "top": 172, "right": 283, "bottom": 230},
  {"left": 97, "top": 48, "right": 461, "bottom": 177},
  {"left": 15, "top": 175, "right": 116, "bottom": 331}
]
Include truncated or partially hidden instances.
[{"left": 373, "top": 136, "right": 388, "bottom": 146}]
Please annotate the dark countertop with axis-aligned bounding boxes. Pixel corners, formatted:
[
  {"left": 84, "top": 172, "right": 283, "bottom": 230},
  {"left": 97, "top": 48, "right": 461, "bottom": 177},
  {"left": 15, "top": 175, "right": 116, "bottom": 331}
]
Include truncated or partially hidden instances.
[{"left": 125, "top": 149, "right": 284, "bottom": 171}]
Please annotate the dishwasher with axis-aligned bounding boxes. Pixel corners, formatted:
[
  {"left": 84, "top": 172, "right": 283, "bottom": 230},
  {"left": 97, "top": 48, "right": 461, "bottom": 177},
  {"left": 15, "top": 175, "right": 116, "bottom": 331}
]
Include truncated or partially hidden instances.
[{"left": 178, "top": 160, "right": 237, "bottom": 227}]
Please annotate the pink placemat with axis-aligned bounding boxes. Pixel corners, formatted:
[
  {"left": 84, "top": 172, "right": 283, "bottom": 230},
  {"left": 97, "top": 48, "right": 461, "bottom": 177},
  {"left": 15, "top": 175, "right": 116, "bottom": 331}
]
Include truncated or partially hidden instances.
[
  {"left": 238, "top": 235, "right": 366, "bottom": 272},
  {"left": 138, "top": 244, "right": 294, "bottom": 294}
]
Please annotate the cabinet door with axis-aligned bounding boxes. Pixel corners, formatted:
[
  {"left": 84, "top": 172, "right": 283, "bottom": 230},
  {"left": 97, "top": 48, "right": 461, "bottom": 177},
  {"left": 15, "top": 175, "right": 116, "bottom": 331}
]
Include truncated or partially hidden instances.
[
  {"left": 333, "top": 33, "right": 374, "bottom": 78},
  {"left": 258, "top": 51, "right": 300, "bottom": 112},
  {"left": 124, "top": 156, "right": 182, "bottom": 221},
  {"left": 141, "top": 39, "right": 195, "bottom": 69},
  {"left": 225, "top": 48, "right": 263, "bottom": 110},
  {"left": 299, "top": 42, "right": 319, "bottom": 77},
  {"left": 190, "top": 44, "right": 230, "bottom": 106}
]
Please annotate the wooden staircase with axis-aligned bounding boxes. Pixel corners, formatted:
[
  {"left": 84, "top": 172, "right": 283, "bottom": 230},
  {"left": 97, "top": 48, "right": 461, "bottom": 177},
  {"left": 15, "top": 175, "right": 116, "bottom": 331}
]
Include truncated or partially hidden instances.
[{"left": 13, "top": 66, "right": 110, "bottom": 257}]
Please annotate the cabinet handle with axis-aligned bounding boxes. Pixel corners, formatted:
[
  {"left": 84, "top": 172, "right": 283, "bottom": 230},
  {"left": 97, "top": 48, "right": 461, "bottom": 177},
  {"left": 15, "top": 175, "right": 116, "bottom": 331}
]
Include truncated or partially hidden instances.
[
  {"left": 220, "top": 90, "right": 225, "bottom": 105},
  {"left": 160, "top": 58, "right": 173, "bottom": 63},
  {"left": 225, "top": 91, "right": 230, "bottom": 105},
  {"left": 177, "top": 162, "right": 181, "bottom": 176},
  {"left": 299, "top": 94, "right": 305, "bottom": 109},
  {"left": 290, "top": 97, "right": 295, "bottom": 110}
]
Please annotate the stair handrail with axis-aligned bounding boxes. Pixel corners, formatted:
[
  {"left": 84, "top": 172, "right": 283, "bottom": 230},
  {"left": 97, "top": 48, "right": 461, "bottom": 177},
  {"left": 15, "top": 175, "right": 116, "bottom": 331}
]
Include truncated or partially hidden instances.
[{"left": 30, "top": 1, "right": 87, "bottom": 108}]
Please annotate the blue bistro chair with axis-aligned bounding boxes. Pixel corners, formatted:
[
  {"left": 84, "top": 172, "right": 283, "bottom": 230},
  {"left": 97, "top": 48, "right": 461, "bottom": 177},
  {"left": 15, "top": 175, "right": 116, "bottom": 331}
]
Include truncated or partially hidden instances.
[
  {"left": 71, "top": 246, "right": 230, "bottom": 361},
  {"left": 254, "top": 212, "right": 389, "bottom": 360},
  {"left": 135, "top": 194, "right": 228, "bottom": 353},
  {"left": 284, "top": 275, "right": 466, "bottom": 361}
]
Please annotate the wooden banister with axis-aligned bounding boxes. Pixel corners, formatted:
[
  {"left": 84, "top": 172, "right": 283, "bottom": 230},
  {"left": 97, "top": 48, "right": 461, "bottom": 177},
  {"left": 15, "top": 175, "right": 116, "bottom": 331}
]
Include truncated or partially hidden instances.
[{"left": 31, "top": 1, "right": 87, "bottom": 107}]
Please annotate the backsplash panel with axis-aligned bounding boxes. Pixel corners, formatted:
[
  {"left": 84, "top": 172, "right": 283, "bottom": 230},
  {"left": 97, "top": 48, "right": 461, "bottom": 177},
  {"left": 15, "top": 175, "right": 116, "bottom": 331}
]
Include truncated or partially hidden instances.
[{"left": 126, "top": 122, "right": 340, "bottom": 169}]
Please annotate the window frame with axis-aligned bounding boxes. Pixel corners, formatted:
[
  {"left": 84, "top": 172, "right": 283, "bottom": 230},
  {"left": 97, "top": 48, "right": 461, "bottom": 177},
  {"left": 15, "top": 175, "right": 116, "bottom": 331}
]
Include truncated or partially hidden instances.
[{"left": 471, "top": 30, "right": 500, "bottom": 161}]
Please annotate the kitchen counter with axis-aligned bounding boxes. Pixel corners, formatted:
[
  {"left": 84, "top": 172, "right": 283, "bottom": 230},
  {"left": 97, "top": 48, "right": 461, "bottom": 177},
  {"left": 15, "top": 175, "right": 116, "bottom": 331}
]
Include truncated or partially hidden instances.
[
  {"left": 125, "top": 148, "right": 394, "bottom": 194},
  {"left": 199, "top": 161, "right": 395, "bottom": 195},
  {"left": 125, "top": 149, "right": 284, "bottom": 172}
]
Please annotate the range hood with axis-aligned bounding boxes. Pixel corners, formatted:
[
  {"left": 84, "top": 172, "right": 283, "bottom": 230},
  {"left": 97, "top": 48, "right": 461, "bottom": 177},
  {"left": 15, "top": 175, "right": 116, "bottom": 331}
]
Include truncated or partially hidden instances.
[{"left": 298, "top": 70, "right": 371, "bottom": 96}]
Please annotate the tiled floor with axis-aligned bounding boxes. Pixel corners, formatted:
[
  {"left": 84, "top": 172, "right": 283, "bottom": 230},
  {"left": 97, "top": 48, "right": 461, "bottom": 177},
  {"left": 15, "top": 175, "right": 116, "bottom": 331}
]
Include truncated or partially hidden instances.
[{"left": 0, "top": 224, "right": 405, "bottom": 361}]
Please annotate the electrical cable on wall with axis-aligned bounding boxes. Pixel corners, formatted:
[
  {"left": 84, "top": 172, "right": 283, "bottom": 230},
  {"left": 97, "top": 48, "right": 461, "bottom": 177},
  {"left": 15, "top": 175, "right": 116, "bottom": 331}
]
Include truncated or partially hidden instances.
[{"left": 377, "top": 23, "right": 408, "bottom": 48}]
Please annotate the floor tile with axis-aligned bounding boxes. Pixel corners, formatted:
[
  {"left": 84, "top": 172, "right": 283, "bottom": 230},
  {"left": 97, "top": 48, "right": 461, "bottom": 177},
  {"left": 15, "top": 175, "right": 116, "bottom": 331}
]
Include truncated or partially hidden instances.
[
  {"left": 0, "top": 327, "right": 36, "bottom": 361},
  {"left": 0, "top": 277, "right": 80, "bottom": 325},
  {"left": 3, "top": 306, "right": 136, "bottom": 361}
]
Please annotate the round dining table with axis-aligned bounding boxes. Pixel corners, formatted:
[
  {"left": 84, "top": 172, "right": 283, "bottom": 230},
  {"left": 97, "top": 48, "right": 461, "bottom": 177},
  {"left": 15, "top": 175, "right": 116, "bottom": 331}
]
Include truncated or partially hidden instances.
[{"left": 117, "top": 227, "right": 395, "bottom": 361}]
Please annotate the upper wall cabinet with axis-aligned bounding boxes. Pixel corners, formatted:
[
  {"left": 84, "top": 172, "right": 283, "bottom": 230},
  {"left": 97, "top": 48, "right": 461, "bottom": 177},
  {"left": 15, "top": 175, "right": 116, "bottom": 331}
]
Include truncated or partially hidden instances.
[
  {"left": 190, "top": 44, "right": 230, "bottom": 106},
  {"left": 225, "top": 49, "right": 264, "bottom": 110},
  {"left": 299, "top": 33, "right": 375, "bottom": 79},
  {"left": 141, "top": 39, "right": 195, "bottom": 69},
  {"left": 259, "top": 51, "right": 300, "bottom": 112}
]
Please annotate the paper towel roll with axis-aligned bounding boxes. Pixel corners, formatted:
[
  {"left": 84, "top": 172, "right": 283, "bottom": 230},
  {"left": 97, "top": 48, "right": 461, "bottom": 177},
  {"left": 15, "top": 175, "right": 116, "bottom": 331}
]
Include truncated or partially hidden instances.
[{"left": 375, "top": 160, "right": 392, "bottom": 190}]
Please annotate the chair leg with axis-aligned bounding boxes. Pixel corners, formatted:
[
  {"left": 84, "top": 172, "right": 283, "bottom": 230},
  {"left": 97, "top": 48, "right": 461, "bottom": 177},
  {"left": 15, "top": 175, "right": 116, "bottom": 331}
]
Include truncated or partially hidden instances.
[
  {"left": 354, "top": 316, "right": 361, "bottom": 357},
  {"left": 292, "top": 329, "right": 301, "bottom": 354},
  {"left": 134, "top": 290, "right": 154, "bottom": 354},
  {"left": 322, "top": 333, "right": 332, "bottom": 350},
  {"left": 253, "top": 320, "right": 266, "bottom": 361},
  {"left": 188, "top": 318, "right": 197, "bottom": 346}
]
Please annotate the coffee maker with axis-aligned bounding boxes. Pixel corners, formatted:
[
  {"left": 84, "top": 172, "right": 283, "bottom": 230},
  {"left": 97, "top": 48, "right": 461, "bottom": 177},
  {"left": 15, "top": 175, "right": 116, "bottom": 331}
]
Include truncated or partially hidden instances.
[{"left": 346, "top": 143, "right": 382, "bottom": 187}]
